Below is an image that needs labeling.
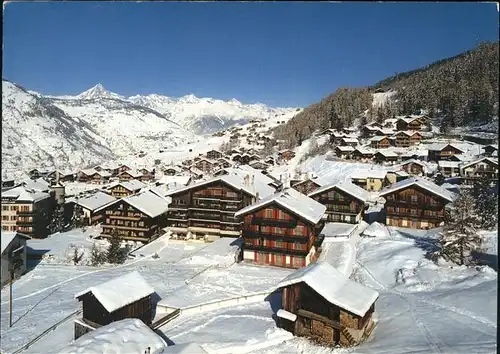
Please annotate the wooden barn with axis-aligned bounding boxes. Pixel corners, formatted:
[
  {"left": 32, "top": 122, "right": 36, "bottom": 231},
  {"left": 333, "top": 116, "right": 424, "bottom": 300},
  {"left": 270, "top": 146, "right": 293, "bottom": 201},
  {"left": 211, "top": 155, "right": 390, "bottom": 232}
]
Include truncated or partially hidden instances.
[
  {"left": 235, "top": 188, "right": 326, "bottom": 269},
  {"left": 276, "top": 262, "right": 379, "bottom": 347},
  {"left": 74, "top": 271, "right": 154, "bottom": 340}
]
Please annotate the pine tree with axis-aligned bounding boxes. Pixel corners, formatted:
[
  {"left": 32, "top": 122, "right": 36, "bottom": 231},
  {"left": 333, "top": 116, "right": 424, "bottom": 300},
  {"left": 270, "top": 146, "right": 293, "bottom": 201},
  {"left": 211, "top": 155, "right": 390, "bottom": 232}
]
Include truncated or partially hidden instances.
[
  {"left": 90, "top": 243, "right": 106, "bottom": 266},
  {"left": 471, "top": 175, "right": 498, "bottom": 229},
  {"left": 71, "top": 204, "right": 85, "bottom": 229},
  {"left": 49, "top": 206, "right": 66, "bottom": 234},
  {"left": 106, "top": 228, "right": 127, "bottom": 264},
  {"left": 432, "top": 189, "right": 483, "bottom": 266}
]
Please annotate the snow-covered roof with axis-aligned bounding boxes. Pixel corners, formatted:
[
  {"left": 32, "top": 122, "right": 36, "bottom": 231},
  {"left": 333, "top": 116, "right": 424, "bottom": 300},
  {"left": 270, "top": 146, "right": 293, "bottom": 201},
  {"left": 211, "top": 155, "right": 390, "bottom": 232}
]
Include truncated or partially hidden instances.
[
  {"left": 370, "top": 135, "right": 388, "bottom": 142},
  {"left": 93, "top": 170, "right": 112, "bottom": 178},
  {"left": 120, "top": 169, "right": 143, "bottom": 178},
  {"left": 75, "top": 271, "right": 155, "bottom": 313},
  {"left": 1, "top": 231, "right": 30, "bottom": 255},
  {"left": 235, "top": 188, "right": 326, "bottom": 225},
  {"left": 167, "top": 173, "right": 275, "bottom": 199},
  {"left": 293, "top": 176, "right": 329, "bottom": 188},
  {"left": 320, "top": 222, "right": 358, "bottom": 238},
  {"left": 363, "top": 125, "right": 379, "bottom": 131},
  {"left": 336, "top": 146, "right": 355, "bottom": 152},
  {"left": 157, "top": 175, "right": 191, "bottom": 186},
  {"left": 400, "top": 159, "right": 427, "bottom": 167},
  {"left": 59, "top": 318, "right": 166, "bottom": 354},
  {"left": 426, "top": 143, "right": 464, "bottom": 152},
  {"left": 483, "top": 144, "right": 498, "bottom": 150},
  {"left": 398, "top": 115, "right": 424, "bottom": 123},
  {"left": 438, "top": 160, "right": 460, "bottom": 168},
  {"left": 80, "top": 168, "right": 97, "bottom": 176},
  {"left": 164, "top": 165, "right": 183, "bottom": 173},
  {"left": 308, "top": 180, "right": 370, "bottom": 203},
  {"left": 341, "top": 137, "right": 359, "bottom": 143},
  {"left": 120, "top": 191, "right": 170, "bottom": 217},
  {"left": 1, "top": 186, "right": 51, "bottom": 202},
  {"left": 395, "top": 130, "right": 421, "bottom": 137},
  {"left": 375, "top": 149, "right": 399, "bottom": 158},
  {"left": 353, "top": 147, "right": 375, "bottom": 155},
  {"left": 76, "top": 191, "right": 116, "bottom": 211},
  {"left": 164, "top": 343, "right": 209, "bottom": 354},
  {"left": 379, "top": 177, "right": 454, "bottom": 202},
  {"left": 460, "top": 157, "right": 498, "bottom": 170},
  {"left": 276, "top": 262, "right": 379, "bottom": 317},
  {"left": 108, "top": 179, "right": 146, "bottom": 192},
  {"left": 350, "top": 169, "right": 388, "bottom": 180}
]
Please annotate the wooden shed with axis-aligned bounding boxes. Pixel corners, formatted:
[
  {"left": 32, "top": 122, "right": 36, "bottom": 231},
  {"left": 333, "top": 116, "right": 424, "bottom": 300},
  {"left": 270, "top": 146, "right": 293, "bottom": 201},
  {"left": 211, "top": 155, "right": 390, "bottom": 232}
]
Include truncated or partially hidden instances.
[
  {"left": 74, "top": 271, "right": 154, "bottom": 339},
  {"left": 276, "top": 262, "right": 379, "bottom": 347}
]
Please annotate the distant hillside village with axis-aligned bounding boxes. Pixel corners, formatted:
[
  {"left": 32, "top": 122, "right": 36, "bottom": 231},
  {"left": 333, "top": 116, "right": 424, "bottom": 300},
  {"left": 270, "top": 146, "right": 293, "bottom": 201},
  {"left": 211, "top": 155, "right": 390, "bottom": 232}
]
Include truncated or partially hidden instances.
[{"left": 1, "top": 112, "right": 498, "bottom": 352}]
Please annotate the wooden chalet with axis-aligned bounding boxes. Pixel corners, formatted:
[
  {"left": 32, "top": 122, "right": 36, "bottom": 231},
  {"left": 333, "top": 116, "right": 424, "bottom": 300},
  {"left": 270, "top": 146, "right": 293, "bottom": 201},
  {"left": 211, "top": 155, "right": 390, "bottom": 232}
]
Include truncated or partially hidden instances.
[
  {"left": 399, "top": 159, "right": 428, "bottom": 176},
  {"left": 1, "top": 231, "right": 31, "bottom": 287},
  {"left": 361, "top": 125, "right": 379, "bottom": 138},
  {"left": 385, "top": 170, "right": 410, "bottom": 184},
  {"left": 188, "top": 166, "right": 204, "bottom": 180},
  {"left": 380, "top": 177, "right": 453, "bottom": 229},
  {"left": 339, "top": 138, "right": 359, "bottom": 147},
  {"left": 46, "top": 170, "right": 75, "bottom": 183},
  {"left": 335, "top": 146, "right": 354, "bottom": 160},
  {"left": 107, "top": 180, "right": 146, "bottom": 198},
  {"left": 163, "top": 166, "right": 183, "bottom": 176},
  {"left": 249, "top": 160, "right": 270, "bottom": 171},
  {"left": 373, "top": 150, "right": 398, "bottom": 164},
  {"left": 350, "top": 170, "right": 388, "bottom": 192},
  {"left": 369, "top": 136, "right": 390, "bottom": 149},
  {"left": 192, "top": 158, "right": 216, "bottom": 173},
  {"left": 217, "top": 158, "right": 232, "bottom": 169},
  {"left": 231, "top": 153, "right": 243, "bottom": 163},
  {"left": 118, "top": 170, "right": 143, "bottom": 182},
  {"left": 277, "top": 262, "right": 378, "bottom": 347},
  {"left": 427, "top": 143, "right": 464, "bottom": 162},
  {"left": 166, "top": 174, "right": 275, "bottom": 240},
  {"left": 265, "top": 156, "right": 275, "bottom": 166},
  {"left": 77, "top": 168, "right": 97, "bottom": 183},
  {"left": 482, "top": 144, "right": 498, "bottom": 157},
  {"left": 69, "top": 192, "right": 117, "bottom": 226},
  {"left": 394, "top": 131, "right": 422, "bottom": 148},
  {"left": 330, "top": 132, "right": 347, "bottom": 145},
  {"left": 235, "top": 188, "right": 326, "bottom": 269},
  {"left": 89, "top": 170, "right": 112, "bottom": 184},
  {"left": 396, "top": 115, "right": 427, "bottom": 131},
  {"left": 27, "top": 169, "right": 41, "bottom": 180},
  {"left": 460, "top": 157, "right": 498, "bottom": 186},
  {"left": 291, "top": 177, "right": 327, "bottom": 196},
  {"left": 117, "top": 164, "right": 132, "bottom": 174},
  {"left": 206, "top": 149, "right": 223, "bottom": 160},
  {"left": 96, "top": 191, "right": 169, "bottom": 242},
  {"left": 278, "top": 150, "right": 296, "bottom": 162},
  {"left": 74, "top": 271, "right": 154, "bottom": 339},
  {"left": 1, "top": 179, "right": 16, "bottom": 189},
  {"left": 138, "top": 168, "right": 155, "bottom": 181},
  {"left": 437, "top": 160, "right": 461, "bottom": 177},
  {"left": 351, "top": 148, "right": 375, "bottom": 162},
  {"left": 308, "top": 180, "right": 368, "bottom": 224}
]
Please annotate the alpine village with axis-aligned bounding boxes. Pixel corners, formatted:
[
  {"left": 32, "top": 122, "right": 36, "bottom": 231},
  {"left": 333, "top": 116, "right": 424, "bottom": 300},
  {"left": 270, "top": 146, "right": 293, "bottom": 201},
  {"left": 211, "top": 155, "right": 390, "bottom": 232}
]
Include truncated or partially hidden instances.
[{"left": 1, "top": 15, "right": 498, "bottom": 354}]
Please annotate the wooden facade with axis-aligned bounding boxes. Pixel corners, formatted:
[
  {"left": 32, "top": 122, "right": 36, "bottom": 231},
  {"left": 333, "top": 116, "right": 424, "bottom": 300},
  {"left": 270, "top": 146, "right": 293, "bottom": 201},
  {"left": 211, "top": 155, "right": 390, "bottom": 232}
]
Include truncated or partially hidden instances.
[
  {"left": 279, "top": 282, "right": 376, "bottom": 347},
  {"left": 100, "top": 200, "right": 166, "bottom": 242},
  {"left": 351, "top": 149, "right": 374, "bottom": 162},
  {"left": 166, "top": 180, "right": 256, "bottom": 239},
  {"left": 369, "top": 137, "right": 390, "bottom": 149},
  {"left": 460, "top": 158, "right": 498, "bottom": 186},
  {"left": 373, "top": 152, "right": 398, "bottom": 164},
  {"left": 401, "top": 161, "right": 425, "bottom": 176},
  {"left": 240, "top": 205, "right": 324, "bottom": 269},
  {"left": 383, "top": 185, "right": 449, "bottom": 229},
  {"left": 108, "top": 184, "right": 141, "bottom": 198},
  {"left": 206, "top": 150, "right": 223, "bottom": 160},
  {"left": 309, "top": 186, "right": 366, "bottom": 224},
  {"left": 394, "top": 131, "right": 422, "bottom": 147},
  {"left": 482, "top": 145, "right": 498, "bottom": 157},
  {"left": 428, "top": 144, "right": 463, "bottom": 162},
  {"left": 76, "top": 292, "right": 152, "bottom": 328},
  {"left": 396, "top": 116, "right": 425, "bottom": 131},
  {"left": 193, "top": 159, "right": 215, "bottom": 173},
  {"left": 279, "top": 150, "right": 296, "bottom": 162}
]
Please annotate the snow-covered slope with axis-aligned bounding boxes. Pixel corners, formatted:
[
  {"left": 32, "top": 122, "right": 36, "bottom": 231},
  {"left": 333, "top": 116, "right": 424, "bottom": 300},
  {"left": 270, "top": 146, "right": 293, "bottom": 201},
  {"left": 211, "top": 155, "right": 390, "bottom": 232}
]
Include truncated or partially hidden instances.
[
  {"left": 128, "top": 93, "right": 298, "bottom": 134},
  {"left": 2, "top": 80, "right": 197, "bottom": 177}
]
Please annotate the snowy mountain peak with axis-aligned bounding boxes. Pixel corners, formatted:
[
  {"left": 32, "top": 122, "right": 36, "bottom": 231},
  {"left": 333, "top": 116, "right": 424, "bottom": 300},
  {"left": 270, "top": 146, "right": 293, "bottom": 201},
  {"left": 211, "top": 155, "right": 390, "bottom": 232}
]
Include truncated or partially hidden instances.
[{"left": 77, "top": 83, "right": 124, "bottom": 100}]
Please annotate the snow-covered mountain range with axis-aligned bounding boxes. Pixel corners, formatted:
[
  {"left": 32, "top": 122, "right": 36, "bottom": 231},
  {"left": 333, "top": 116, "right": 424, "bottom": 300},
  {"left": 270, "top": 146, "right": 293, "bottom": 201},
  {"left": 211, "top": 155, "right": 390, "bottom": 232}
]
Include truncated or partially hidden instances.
[{"left": 2, "top": 80, "right": 299, "bottom": 176}]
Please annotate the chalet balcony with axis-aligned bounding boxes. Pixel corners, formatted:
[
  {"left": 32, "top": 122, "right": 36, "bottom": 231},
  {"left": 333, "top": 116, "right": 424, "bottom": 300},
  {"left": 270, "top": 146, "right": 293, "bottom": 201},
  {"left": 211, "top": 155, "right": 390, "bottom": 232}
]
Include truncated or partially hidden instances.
[
  {"left": 386, "top": 209, "right": 444, "bottom": 220},
  {"left": 189, "top": 212, "right": 221, "bottom": 221},
  {"left": 243, "top": 230, "right": 308, "bottom": 243},
  {"left": 169, "top": 205, "right": 188, "bottom": 211},
  {"left": 16, "top": 219, "right": 34, "bottom": 225},
  {"left": 325, "top": 207, "right": 359, "bottom": 215},
  {"left": 316, "top": 198, "right": 352, "bottom": 205},
  {"left": 221, "top": 204, "right": 240, "bottom": 211},
  {"left": 384, "top": 200, "right": 444, "bottom": 210},
  {"left": 250, "top": 217, "right": 297, "bottom": 228},
  {"left": 190, "top": 202, "right": 221, "bottom": 211},
  {"left": 245, "top": 244, "right": 309, "bottom": 257},
  {"left": 17, "top": 211, "right": 36, "bottom": 216}
]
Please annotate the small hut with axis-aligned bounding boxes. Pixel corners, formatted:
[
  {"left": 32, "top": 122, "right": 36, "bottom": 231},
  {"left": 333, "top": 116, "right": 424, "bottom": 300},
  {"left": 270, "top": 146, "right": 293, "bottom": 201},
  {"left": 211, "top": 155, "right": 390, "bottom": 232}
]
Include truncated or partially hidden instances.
[
  {"left": 74, "top": 271, "right": 154, "bottom": 339},
  {"left": 276, "top": 262, "right": 378, "bottom": 347}
]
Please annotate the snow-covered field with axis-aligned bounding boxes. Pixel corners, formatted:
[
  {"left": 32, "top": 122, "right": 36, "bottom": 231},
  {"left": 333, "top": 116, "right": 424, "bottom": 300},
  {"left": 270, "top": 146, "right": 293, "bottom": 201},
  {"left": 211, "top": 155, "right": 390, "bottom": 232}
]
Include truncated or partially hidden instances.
[{"left": 1, "top": 222, "right": 497, "bottom": 354}]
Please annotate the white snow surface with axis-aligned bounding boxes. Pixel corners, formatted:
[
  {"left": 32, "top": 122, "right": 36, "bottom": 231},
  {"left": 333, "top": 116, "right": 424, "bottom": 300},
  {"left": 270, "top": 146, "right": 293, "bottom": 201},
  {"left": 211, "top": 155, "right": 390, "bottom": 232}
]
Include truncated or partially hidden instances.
[
  {"left": 58, "top": 318, "right": 166, "bottom": 354},
  {"left": 362, "top": 222, "right": 391, "bottom": 238},
  {"left": 164, "top": 342, "right": 209, "bottom": 354},
  {"left": 277, "top": 261, "right": 379, "bottom": 317},
  {"left": 75, "top": 271, "right": 155, "bottom": 313}
]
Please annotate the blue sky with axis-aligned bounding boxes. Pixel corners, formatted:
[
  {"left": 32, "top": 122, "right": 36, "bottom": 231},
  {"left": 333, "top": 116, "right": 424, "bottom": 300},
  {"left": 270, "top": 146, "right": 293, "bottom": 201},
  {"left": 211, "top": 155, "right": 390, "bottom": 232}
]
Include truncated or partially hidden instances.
[{"left": 3, "top": 2, "right": 498, "bottom": 107}]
